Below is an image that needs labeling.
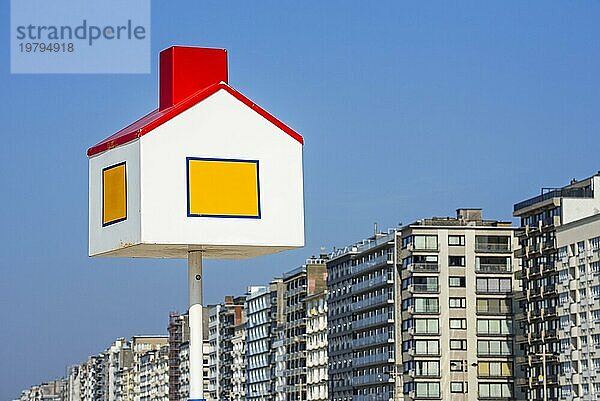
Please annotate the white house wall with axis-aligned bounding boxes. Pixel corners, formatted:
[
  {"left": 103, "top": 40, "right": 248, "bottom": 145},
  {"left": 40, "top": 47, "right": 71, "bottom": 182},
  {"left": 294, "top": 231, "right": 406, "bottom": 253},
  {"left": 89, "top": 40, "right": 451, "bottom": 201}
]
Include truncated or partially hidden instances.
[
  {"left": 89, "top": 140, "right": 141, "bottom": 256},
  {"left": 139, "top": 89, "right": 304, "bottom": 259}
]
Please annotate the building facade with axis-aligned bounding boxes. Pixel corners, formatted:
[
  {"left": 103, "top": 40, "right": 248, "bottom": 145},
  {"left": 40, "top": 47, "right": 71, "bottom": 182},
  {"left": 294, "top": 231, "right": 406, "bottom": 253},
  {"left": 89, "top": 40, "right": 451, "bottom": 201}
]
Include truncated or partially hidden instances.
[
  {"left": 245, "top": 280, "right": 285, "bottom": 401},
  {"left": 514, "top": 174, "right": 600, "bottom": 401},
  {"left": 283, "top": 257, "right": 328, "bottom": 401},
  {"left": 306, "top": 289, "right": 328, "bottom": 401}
]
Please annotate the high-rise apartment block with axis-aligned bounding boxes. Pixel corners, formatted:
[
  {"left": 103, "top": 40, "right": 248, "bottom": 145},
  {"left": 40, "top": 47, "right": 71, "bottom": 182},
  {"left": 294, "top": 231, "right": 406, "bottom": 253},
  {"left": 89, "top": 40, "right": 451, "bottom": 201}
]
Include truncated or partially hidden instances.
[
  {"left": 328, "top": 209, "right": 523, "bottom": 401},
  {"left": 245, "top": 280, "right": 285, "bottom": 401},
  {"left": 306, "top": 289, "right": 328, "bottom": 401},
  {"left": 514, "top": 173, "right": 600, "bottom": 401},
  {"left": 283, "top": 257, "right": 328, "bottom": 401}
]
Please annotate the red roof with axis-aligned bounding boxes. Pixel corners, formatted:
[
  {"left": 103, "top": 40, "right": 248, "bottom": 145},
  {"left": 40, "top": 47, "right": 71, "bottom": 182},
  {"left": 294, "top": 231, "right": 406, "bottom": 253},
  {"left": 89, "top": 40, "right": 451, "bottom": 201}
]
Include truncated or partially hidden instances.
[{"left": 87, "top": 82, "right": 303, "bottom": 157}]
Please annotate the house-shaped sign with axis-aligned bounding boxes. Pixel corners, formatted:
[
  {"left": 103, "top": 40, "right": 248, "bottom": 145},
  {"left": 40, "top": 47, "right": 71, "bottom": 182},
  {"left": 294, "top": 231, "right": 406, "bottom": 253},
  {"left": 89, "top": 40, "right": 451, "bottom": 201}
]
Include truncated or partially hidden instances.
[{"left": 88, "top": 46, "right": 304, "bottom": 259}]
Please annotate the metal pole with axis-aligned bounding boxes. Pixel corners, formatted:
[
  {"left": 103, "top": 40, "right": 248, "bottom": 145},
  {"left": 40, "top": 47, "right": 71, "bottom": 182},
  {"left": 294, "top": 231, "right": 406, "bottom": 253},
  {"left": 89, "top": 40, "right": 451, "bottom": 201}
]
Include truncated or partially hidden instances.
[{"left": 188, "top": 251, "right": 204, "bottom": 401}]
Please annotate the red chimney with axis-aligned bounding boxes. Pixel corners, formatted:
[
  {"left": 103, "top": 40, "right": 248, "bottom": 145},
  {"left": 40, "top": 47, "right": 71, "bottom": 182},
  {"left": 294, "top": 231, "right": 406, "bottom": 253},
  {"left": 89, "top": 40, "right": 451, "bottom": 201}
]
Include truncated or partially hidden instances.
[{"left": 159, "top": 46, "right": 228, "bottom": 111}]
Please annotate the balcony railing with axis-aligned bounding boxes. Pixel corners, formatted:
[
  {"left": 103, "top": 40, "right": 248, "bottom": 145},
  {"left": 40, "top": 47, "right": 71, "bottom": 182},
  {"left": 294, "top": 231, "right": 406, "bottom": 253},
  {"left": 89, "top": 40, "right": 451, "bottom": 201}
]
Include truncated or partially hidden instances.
[
  {"left": 476, "top": 264, "right": 512, "bottom": 273},
  {"left": 354, "top": 254, "right": 393, "bottom": 275},
  {"left": 514, "top": 186, "right": 593, "bottom": 212},
  {"left": 410, "top": 263, "right": 439, "bottom": 272},
  {"left": 410, "top": 284, "right": 439, "bottom": 293},
  {"left": 475, "top": 243, "right": 511, "bottom": 253}
]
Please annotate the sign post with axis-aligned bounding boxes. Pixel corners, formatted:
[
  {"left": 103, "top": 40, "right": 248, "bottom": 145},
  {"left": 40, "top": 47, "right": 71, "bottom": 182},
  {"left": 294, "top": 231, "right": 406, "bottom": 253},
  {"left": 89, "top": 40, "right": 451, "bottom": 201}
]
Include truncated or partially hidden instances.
[{"left": 87, "top": 46, "right": 305, "bottom": 401}]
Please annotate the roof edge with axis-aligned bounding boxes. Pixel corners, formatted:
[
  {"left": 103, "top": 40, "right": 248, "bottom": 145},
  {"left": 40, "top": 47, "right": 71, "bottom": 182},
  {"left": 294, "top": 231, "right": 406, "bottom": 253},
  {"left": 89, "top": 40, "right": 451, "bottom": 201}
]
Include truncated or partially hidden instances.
[{"left": 87, "top": 82, "right": 303, "bottom": 157}]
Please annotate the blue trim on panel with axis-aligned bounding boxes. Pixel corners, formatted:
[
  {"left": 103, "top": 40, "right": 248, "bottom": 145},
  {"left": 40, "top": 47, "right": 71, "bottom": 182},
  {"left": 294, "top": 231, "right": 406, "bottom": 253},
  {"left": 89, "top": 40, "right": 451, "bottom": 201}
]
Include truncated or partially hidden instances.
[
  {"left": 186, "top": 157, "right": 262, "bottom": 219},
  {"left": 101, "top": 161, "right": 127, "bottom": 227}
]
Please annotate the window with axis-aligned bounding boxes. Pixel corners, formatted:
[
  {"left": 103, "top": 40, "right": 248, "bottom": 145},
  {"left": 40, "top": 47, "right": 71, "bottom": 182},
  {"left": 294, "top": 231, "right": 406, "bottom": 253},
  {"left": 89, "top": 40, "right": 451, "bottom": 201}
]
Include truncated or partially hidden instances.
[
  {"left": 450, "top": 360, "right": 465, "bottom": 372},
  {"left": 475, "top": 236, "right": 510, "bottom": 252},
  {"left": 476, "top": 319, "right": 512, "bottom": 335},
  {"left": 476, "top": 278, "right": 512, "bottom": 293},
  {"left": 477, "top": 340, "right": 512, "bottom": 356},
  {"left": 478, "top": 362, "right": 512, "bottom": 377},
  {"left": 476, "top": 256, "right": 511, "bottom": 273},
  {"left": 448, "top": 235, "right": 465, "bottom": 246},
  {"left": 415, "top": 382, "right": 440, "bottom": 398},
  {"left": 450, "top": 339, "right": 467, "bottom": 350},
  {"left": 415, "top": 319, "right": 439, "bottom": 334},
  {"left": 451, "top": 382, "right": 467, "bottom": 393},
  {"left": 415, "top": 340, "right": 439, "bottom": 355},
  {"left": 450, "top": 318, "right": 467, "bottom": 330},
  {"left": 414, "top": 235, "right": 438, "bottom": 250},
  {"left": 415, "top": 361, "right": 440, "bottom": 377},
  {"left": 414, "top": 298, "right": 439, "bottom": 314},
  {"left": 449, "top": 256, "right": 465, "bottom": 267},
  {"left": 449, "top": 297, "right": 466, "bottom": 309},
  {"left": 479, "top": 383, "right": 512, "bottom": 399},
  {"left": 449, "top": 276, "right": 466, "bottom": 288},
  {"left": 476, "top": 298, "right": 512, "bottom": 314}
]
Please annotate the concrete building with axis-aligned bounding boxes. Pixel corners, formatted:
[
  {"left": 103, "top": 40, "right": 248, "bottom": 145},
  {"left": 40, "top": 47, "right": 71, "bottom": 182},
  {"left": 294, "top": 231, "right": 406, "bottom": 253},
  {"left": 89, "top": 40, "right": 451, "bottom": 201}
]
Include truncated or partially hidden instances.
[
  {"left": 306, "top": 289, "right": 328, "bottom": 401},
  {"left": 283, "top": 257, "right": 328, "bottom": 401},
  {"left": 18, "top": 379, "right": 66, "bottom": 401},
  {"left": 514, "top": 173, "right": 600, "bottom": 401},
  {"left": 103, "top": 338, "right": 132, "bottom": 401},
  {"left": 137, "top": 345, "right": 169, "bottom": 401},
  {"left": 273, "top": 327, "right": 287, "bottom": 401},
  {"left": 207, "top": 296, "right": 246, "bottom": 401},
  {"left": 328, "top": 209, "right": 523, "bottom": 401},
  {"left": 399, "top": 209, "right": 522, "bottom": 401},
  {"left": 245, "top": 280, "right": 285, "bottom": 401},
  {"left": 231, "top": 322, "right": 247, "bottom": 401},
  {"left": 327, "top": 230, "right": 397, "bottom": 401},
  {"left": 131, "top": 336, "right": 169, "bottom": 401}
]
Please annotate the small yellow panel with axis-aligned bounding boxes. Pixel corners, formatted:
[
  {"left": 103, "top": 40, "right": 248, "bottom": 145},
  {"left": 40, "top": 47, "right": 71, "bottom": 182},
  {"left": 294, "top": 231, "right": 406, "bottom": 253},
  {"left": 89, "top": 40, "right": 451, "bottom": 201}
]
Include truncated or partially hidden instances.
[
  {"left": 102, "top": 162, "right": 127, "bottom": 226},
  {"left": 187, "top": 158, "right": 260, "bottom": 218}
]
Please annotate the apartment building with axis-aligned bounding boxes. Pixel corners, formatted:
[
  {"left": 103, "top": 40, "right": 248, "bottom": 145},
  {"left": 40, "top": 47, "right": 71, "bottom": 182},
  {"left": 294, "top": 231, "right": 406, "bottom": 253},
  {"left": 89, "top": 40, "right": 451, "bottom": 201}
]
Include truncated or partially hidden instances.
[
  {"left": 207, "top": 296, "right": 246, "bottom": 401},
  {"left": 177, "top": 340, "right": 212, "bottom": 401},
  {"left": 306, "top": 289, "right": 328, "bottom": 401},
  {"left": 399, "top": 209, "right": 522, "bottom": 401},
  {"left": 283, "top": 257, "right": 328, "bottom": 401},
  {"left": 231, "top": 322, "right": 247, "bottom": 401},
  {"left": 514, "top": 173, "right": 600, "bottom": 401},
  {"left": 327, "top": 209, "right": 522, "bottom": 401},
  {"left": 17, "top": 379, "right": 66, "bottom": 401},
  {"left": 245, "top": 280, "right": 285, "bottom": 401},
  {"left": 327, "top": 231, "right": 397, "bottom": 401},
  {"left": 168, "top": 313, "right": 189, "bottom": 401},
  {"left": 273, "top": 327, "right": 287, "bottom": 401},
  {"left": 103, "top": 338, "right": 132, "bottom": 401},
  {"left": 137, "top": 345, "right": 169, "bottom": 401}
]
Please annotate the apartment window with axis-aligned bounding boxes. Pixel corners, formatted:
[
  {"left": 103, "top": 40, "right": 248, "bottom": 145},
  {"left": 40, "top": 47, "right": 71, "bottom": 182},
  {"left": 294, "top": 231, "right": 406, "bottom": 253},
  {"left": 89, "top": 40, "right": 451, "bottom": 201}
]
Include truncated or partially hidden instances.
[
  {"left": 449, "top": 276, "right": 466, "bottom": 288},
  {"left": 450, "top": 339, "right": 467, "bottom": 350},
  {"left": 478, "top": 362, "right": 512, "bottom": 377},
  {"left": 450, "top": 360, "right": 465, "bottom": 372},
  {"left": 476, "top": 278, "right": 512, "bottom": 293},
  {"left": 415, "top": 382, "right": 440, "bottom": 399},
  {"left": 448, "top": 235, "right": 465, "bottom": 246},
  {"left": 475, "top": 236, "right": 510, "bottom": 252},
  {"left": 415, "top": 340, "right": 439, "bottom": 356},
  {"left": 415, "top": 298, "right": 439, "bottom": 314},
  {"left": 450, "top": 318, "right": 467, "bottom": 330},
  {"left": 449, "top": 256, "right": 465, "bottom": 267},
  {"left": 449, "top": 297, "right": 466, "bottom": 309},
  {"left": 414, "top": 235, "right": 438, "bottom": 250},
  {"left": 415, "top": 318, "right": 439, "bottom": 334},
  {"left": 476, "top": 319, "right": 512, "bottom": 335},
  {"left": 476, "top": 256, "right": 511, "bottom": 273},
  {"left": 476, "top": 298, "right": 512, "bottom": 314},
  {"left": 479, "top": 383, "right": 512, "bottom": 399},
  {"left": 477, "top": 340, "right": 512, "bottom": 356},
  {"left": 415, "top": 361, "right": 440, "bottom": 377},
  {"left": 450, "top": 382, "right": 467, "bottom": 393}
]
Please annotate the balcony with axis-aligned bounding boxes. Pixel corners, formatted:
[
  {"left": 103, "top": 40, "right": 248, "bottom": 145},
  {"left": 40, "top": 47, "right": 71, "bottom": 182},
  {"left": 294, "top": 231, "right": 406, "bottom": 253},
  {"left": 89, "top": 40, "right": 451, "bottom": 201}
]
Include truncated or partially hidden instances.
[
  {"left": 409, "top": 284, "right": 439, "bottom": 294},
  {"left": 353, "top": 352, "right": 394, "bottom": 367},
  {"left": 409, "top": 263, "right": 439, "bottom": 273},
  {"left": 353, "top": 294, "right": 393, "bottom": 312},
  {"left": 353, "top": 314, "right": 393, "bottom": 330},
  {"left": 353, "top": 275, "right": 392, "bottom": 293},
  {"left": 475, "top": 243, "right": 511, "bottom": 253},
  {"left": 476, "top": 264, "right": 512, "bottom": 274},
  {"left": 354, "top": 254, "right": 393, "bottom": 275}
]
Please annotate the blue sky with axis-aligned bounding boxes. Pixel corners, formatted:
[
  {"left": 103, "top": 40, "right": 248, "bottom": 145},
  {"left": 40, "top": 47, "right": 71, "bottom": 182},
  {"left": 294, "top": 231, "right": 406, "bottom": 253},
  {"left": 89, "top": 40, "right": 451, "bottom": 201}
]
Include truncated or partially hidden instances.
[{"left": 2, "top": 1, "right": 600, "bottom": 399}]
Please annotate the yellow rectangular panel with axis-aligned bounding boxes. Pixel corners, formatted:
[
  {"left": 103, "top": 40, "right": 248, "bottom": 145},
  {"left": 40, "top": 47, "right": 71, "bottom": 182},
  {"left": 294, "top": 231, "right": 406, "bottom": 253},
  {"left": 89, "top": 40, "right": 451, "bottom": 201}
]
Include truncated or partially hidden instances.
[
  {"left": 187, "top": 158, "right": 260, "bottom": 218},
  {"left": 102, "top": 162, "right": 127, "bottom": 226}
]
